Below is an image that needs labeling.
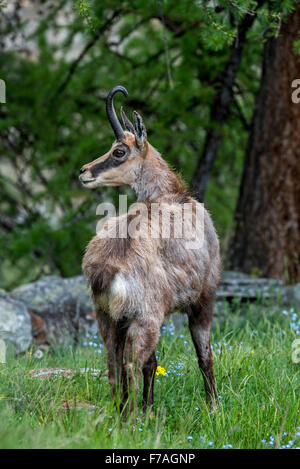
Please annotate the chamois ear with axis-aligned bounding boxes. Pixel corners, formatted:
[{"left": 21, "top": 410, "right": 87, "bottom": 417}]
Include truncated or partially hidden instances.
[
  {"left": 120, "top": 107, "right": 135, "bottom": 133},
  {"left": 133, "top": 111, "right": 147, "bottom": 150}
]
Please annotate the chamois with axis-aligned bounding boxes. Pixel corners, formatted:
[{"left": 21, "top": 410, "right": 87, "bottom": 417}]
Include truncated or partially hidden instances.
[{"left": 80, "top": 86, "right": 221, "bottom": 414}]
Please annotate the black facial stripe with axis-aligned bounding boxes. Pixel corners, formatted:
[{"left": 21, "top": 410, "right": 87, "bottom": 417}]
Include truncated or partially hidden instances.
[
  {"left": 91, "top": 144, "right": 130, "bottom": 178},
  {"left": 91, "top": 156, "right": 126, "bottom": 177}
]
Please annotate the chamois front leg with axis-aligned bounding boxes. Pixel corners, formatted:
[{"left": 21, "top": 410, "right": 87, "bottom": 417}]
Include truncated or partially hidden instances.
[
  {"left": 142, "top": 352, "right": 157, "bottom": 413},
  {"left": 122, "top": 318, "right": 160, "bottom": 417}
]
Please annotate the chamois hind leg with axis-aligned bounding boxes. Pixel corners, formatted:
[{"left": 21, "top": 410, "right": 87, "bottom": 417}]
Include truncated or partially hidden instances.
[
  {"left": 142, "top": 351, "right": 157, "bottom": 413},
  {"left": 97, "top": 310, "right": 128, "bottom": 405},
  {"left": 188, "top": 296, "right": 218, "bottom": 405},
  {"left": 122, "top": 317, "right": 160, "bottom": 417}
]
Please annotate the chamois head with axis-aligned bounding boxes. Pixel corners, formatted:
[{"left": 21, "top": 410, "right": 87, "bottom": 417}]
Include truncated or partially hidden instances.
[{"left": 79, "top": 86, "right": 147, "bottom": 189}]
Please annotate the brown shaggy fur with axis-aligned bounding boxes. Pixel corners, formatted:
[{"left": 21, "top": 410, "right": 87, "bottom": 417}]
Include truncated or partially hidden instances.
[{"left": 80, "top": 129, "right": 221, "bottom": 415}]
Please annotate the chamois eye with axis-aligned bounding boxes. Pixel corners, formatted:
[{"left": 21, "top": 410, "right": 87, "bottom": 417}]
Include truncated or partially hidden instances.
[{"left": 113, "top": 148, "right": 126, "bottom": 158}]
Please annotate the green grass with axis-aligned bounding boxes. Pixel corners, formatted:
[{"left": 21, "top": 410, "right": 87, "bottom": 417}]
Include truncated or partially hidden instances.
[{"left": 0, "top": 300, "right": 299, "bottom": 449}]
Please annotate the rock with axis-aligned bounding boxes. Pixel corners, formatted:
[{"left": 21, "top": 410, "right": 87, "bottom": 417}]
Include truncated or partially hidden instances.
[
  {"left": 0, "top": 292, "right": 32, "bottom": 353},
  {"left": 11, "top": 275, "right": 92, "bottom": 316},
  {"left": 11, "top": 275, "right": 94, "bottom": 343},
  {"left": 29, "top": 367, "right": 103, "bottom": 379},
  {"left": 285, "top": 283, "right": 300, "bottom": 310},
  {"left": 5, "top": 270, "right": 294, "bottom": 346},
  {"left": 217, "top": 271, "right": 285, "bottom": 300},
  {"left": 61, "top": 401, "right": 102, "bottom": 413}
]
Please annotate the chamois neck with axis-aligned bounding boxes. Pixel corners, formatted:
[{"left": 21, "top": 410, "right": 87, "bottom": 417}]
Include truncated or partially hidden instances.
[{"left": 132, "top": 144, "right": 187, "bottom": 203}]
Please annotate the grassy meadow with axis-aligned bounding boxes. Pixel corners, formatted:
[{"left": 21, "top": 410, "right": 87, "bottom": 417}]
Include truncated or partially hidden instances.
[{"left": 0, "top": 300, "right": 299, "bottom": 449}]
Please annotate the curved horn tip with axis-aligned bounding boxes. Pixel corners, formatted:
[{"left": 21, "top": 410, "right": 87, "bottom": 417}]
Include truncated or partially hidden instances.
[
  {"left": 106, "top": 86, "right": 129, "bottom": 140},
  {"left": 109, "top": 85, "right": 128, "bottom": 97}
]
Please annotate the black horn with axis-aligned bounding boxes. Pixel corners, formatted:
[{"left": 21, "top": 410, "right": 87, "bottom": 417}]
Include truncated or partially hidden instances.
[{"left": 106, "top": 86, "right": 128, "bottom": 141}]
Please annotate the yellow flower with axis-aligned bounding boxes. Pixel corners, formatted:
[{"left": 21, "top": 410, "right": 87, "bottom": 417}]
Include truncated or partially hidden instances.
[
  {"left": 156, "top": 366, "right": 166, "bottom": 376},
  {"left": 250, "top": 350, "right": 254, "bottom": 354}
]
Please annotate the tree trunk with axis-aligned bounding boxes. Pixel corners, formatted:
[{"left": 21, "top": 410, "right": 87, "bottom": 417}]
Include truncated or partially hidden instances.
[
  {"left": 192, "top": 4, "right": 263, "bottom": 201},
  {"left": 227, "top": 7, "right": 300, "bottom": 284}
]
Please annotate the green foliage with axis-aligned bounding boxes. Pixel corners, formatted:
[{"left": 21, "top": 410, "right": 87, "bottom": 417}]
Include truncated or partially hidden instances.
[
  {"left": 0, "top": 0, "right": 297, "bottom": 288},
  {"left": 0, "top": 302, "right": 299, "bottom": 448},
  {"left": 76, "top": 1, "right": 100, "bottom": 32}
]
